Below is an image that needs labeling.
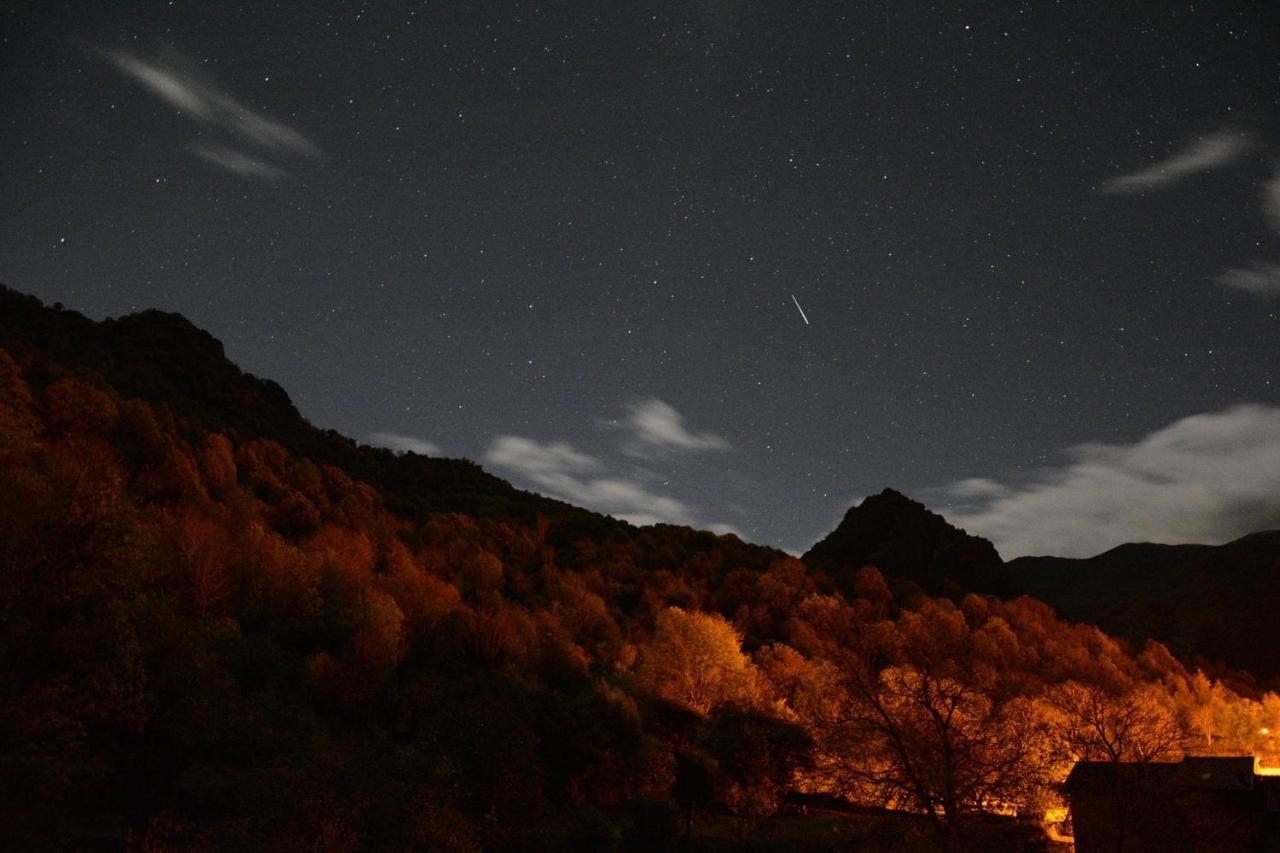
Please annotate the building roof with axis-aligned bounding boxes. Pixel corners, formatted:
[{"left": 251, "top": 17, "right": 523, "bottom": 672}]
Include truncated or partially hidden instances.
[
  {"left": 1065, "top": 756, "right": 1260, "bottom": 794},
  {"left": 1169, "top": 756, "right": 1256, "bottom": 791}
]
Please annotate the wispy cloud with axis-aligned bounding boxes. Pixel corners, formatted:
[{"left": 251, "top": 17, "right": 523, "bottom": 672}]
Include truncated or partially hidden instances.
[
  {"left": 942, "top": 404, "right": 1280, "bottom": 558},
  {"left": 484, "top": 399, "right": 739, "bottom": 534},
  {"left": 1100, "top": 128, "right": 1256, "bottom": 194},
  {"left": 485, "top": 435, "right": 700, "bottom": 527},
  {"left": 103, "top": 51, "right": 211, "bottom": 116},
  {"left": 1219, "top": 162, "right": 1280, "bottom": 292},
  {"left": 368, "top": 432, "right": 441, "bottom": 456},
  {"left": 485, "top": 436, "right": 600, "bottom": 478},
  {"left": 621, "top": 398, "right": 731, "bottom": 456},
  {"left": 1263, "top": 164, "right": 1280, "bottom": 233},
  {"left": 707, "top": 522, "right": 746, "bottom": 537},
  {"left": 1101, "top": 126, "right": 1280, "bottom": 296},
  {"left": 1215, "top": 262, "right": 1280, "bottom": 296},
  {"left": 947, "top": 478, "right": 1010, "bottom": 500},
  {"left": 99, "top": 47, "right": 319, "bottom": 180},
  {"left": 189, "top": 144, "right": 287, "bottom": 182}
]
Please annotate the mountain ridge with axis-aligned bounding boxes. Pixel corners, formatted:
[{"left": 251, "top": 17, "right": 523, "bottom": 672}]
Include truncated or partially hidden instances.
[
  {"left": 803, "top": 487, "right": 1017, "bottom": 599},
  {"left": 0, "top": 284, "right": 630, "bottom": 531},
  {"left": 5, "top": 284, "right": 1280, "bottom": 849},
  {"left": 1010, "top": 530, "right": 1280, "bottom": 681},
  {"left": 6, "top": 283, "right": 1280, "bottom": 684}
]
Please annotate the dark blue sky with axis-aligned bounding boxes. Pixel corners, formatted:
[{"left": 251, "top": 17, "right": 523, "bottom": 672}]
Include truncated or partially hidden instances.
[{"left": 3, "top": 1, "right": 1277, "bottom": 556}]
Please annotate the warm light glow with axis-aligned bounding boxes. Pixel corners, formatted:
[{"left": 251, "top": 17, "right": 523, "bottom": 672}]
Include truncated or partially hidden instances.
[{"left": 1042, "top": 806, "right": 1073, "bottom": 843}]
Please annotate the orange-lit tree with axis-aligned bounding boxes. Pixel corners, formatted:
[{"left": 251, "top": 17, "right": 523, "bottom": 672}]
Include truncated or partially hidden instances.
[
  {"left": 1047, "top": 680, "right": 1183, "bottom": 764},
  {"left": 811, "top": 598, "right": 1056, "bottom": 851},
  {"left": 637, "top": 606, "right": 758, "bottom": 715}
]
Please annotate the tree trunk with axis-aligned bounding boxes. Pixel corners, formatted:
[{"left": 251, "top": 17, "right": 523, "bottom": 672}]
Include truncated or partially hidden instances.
[{"left": 939, "top": 801, "right": 963, "bottom": 853}]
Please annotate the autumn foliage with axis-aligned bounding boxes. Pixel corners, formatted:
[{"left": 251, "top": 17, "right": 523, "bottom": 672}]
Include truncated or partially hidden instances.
[{"left": 2, "top": 314, "right": 1279, "bottom": 851}]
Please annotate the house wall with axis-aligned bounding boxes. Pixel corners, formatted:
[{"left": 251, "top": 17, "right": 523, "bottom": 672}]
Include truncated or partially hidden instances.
[{"left": 1070, "top": 781, "right": 1279, "bottom": 852}]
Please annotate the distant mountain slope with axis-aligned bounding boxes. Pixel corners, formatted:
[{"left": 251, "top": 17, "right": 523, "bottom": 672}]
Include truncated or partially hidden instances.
[
  {"left": 2, "top": 297, "right": 1103, "bottom": 850},
  {"left": 807, "top": 487, "right": 1280, "bottom": 683},
  {"left": 0, "top": 284, "right": 609, "bottom": 528},
  {"left": 5, "top": 283, "right": 1279, "bottom": 850},
  {"left": 11, "top": 284, "right": 1280, "bottom": 688},
  {"left": 803, "top": 488, "right": 1017, "bottom": 598},
  {"left": 1010, "top": 532, "right": 1280, "bottom": 681}
]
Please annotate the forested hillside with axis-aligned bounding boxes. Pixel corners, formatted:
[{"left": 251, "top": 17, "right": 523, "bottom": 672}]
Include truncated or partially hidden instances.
[
  {"left": 1011, "top": 533, "right": 1280, "bottom": 683},
  {"left": 0, "top": 286, "right": 610, "bottom": 527},
  {"left": 2, "top": 289, "right": 1279, "bottom": 852}
]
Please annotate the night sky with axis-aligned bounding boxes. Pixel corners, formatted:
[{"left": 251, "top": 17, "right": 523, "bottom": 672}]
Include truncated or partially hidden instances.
[{"left": 3, "top": 2, "right": 1278, "bottom": 557}]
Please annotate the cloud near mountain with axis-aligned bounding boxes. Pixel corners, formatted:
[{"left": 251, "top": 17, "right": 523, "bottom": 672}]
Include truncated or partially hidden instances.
[
  {"left": 484, "top": 399, "right": 740, "bottom": 534},
  {"left": 943, "top": 404, "right": 1280, "bottom": 558}
]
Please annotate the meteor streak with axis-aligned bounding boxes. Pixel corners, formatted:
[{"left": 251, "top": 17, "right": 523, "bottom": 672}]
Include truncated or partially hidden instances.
[{"left": 791, "top": 294, "right": 810, "bottom": 325}]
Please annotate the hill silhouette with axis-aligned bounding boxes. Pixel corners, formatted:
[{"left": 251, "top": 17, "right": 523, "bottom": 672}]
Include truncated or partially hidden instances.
[
  {"left": 1011, "top": 532, "right": 1280, "bottom": 682},
  {"left": 0, "top": 284, "right": 631, "bottom": 529},
  {"left": 0, "top": 284, "right": 1011, "bottom": 600},
  {"left": 6, "top": 281, "right": 1277, "bottom": 679},
  {"left": 804, "top": 488, "right": 1017, "bottom": 599},
  {"left": 3, "top": 285, "right": 1279, "bottom": 851}
]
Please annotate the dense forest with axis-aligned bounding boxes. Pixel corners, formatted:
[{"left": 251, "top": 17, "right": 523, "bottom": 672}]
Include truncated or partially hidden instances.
[
  {"left": 1011, "top": 534, "right": 1280, "bottom": 682},
  {"left": 2, "top": 288, "right": 1279, "bottom": 852}
]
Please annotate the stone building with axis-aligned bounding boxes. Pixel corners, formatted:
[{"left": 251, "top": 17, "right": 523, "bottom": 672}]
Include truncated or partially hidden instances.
[{"left": 1064, "top": 756, "right": 1280, "bottom": 852}]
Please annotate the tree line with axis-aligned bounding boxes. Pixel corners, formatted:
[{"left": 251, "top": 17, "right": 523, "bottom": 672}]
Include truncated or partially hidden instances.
[{"left": 2, "top": 348, "right": 1277, "bottom": 851}]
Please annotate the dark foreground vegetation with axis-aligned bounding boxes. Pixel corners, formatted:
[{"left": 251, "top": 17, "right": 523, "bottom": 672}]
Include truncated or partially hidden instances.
[
  {"left": 1012, "top": 533, "right": 1280, "bottom": 682},
  {"left": 1, "top": 286, "right": 1276, "bottom": 851}
]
